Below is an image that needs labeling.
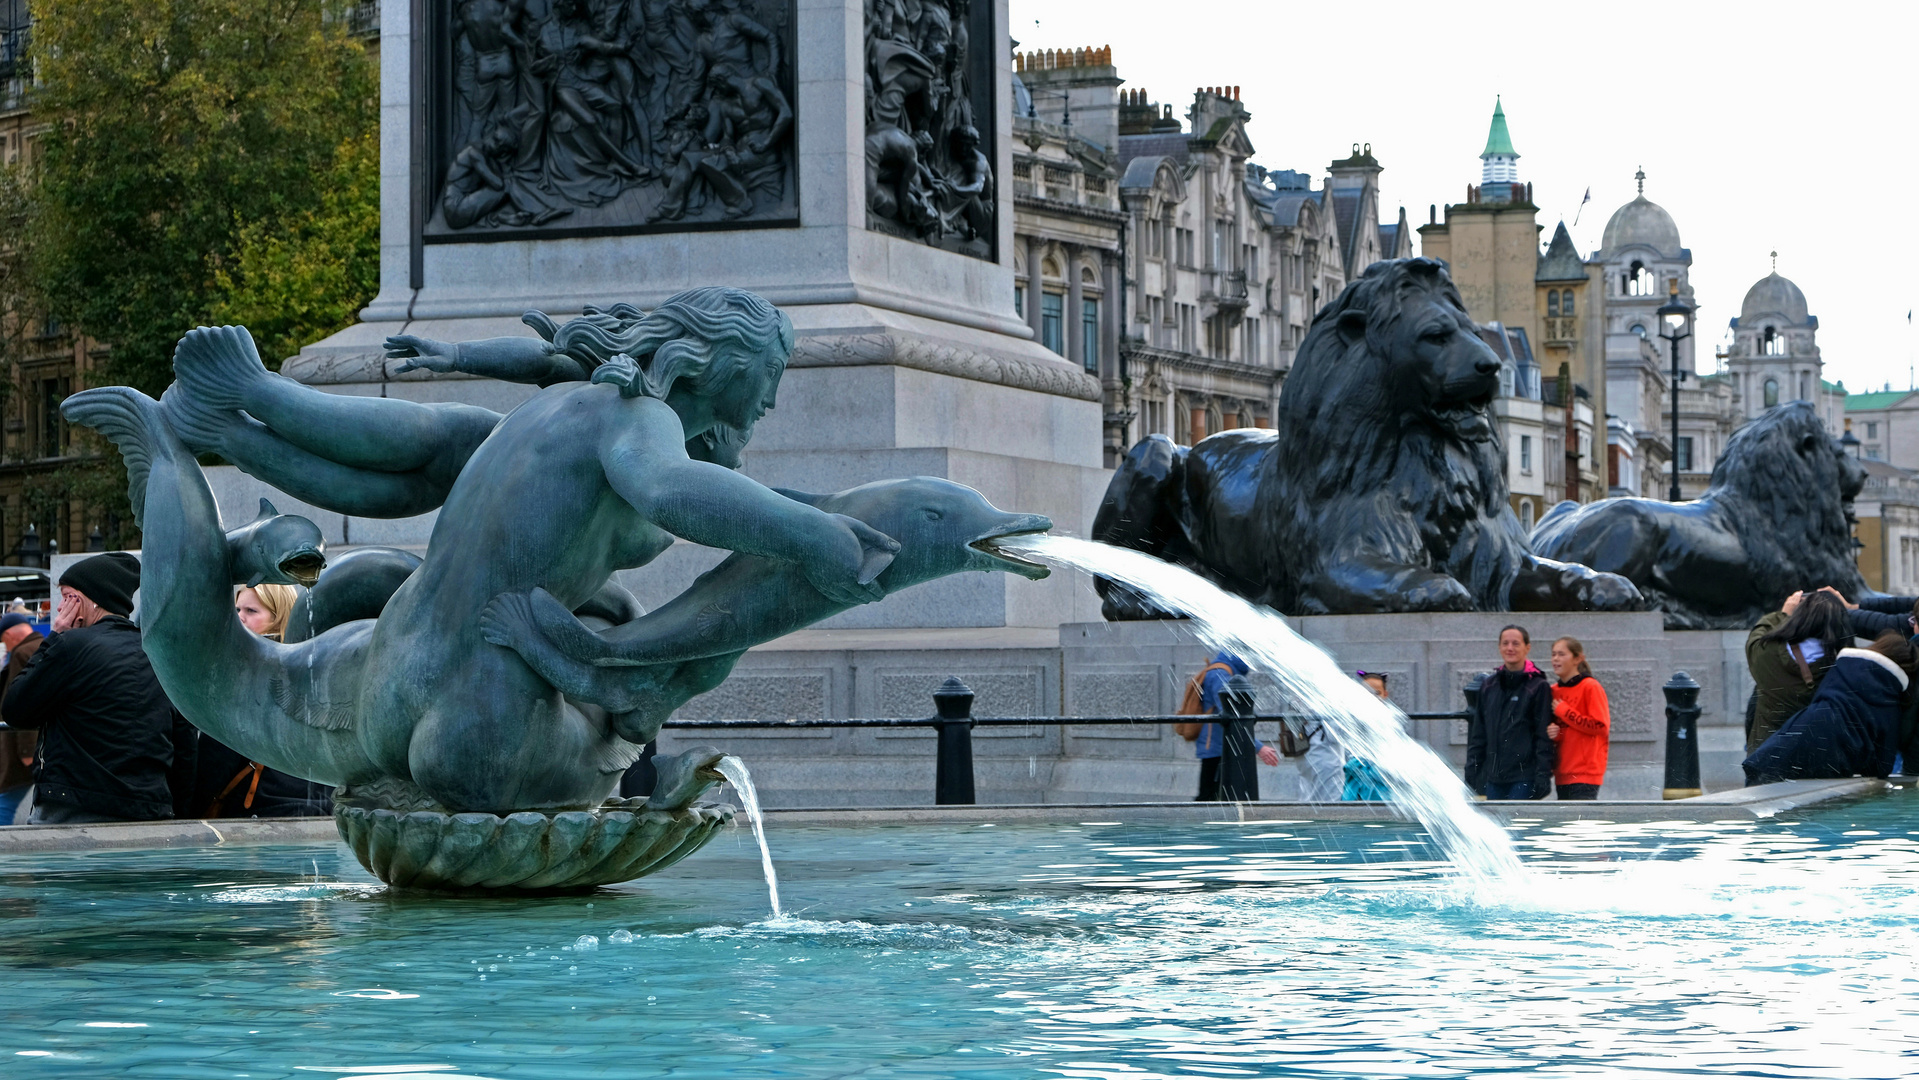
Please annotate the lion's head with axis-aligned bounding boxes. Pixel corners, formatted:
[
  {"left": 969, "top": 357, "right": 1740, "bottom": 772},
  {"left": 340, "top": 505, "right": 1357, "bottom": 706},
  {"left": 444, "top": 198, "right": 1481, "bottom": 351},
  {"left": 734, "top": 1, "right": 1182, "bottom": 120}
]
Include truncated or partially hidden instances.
[
  {"left": 1706, "top": 401, "right": 1868, "bottom": 596},
  {"left": 1276, "top": 258, "right": 1504, "bottom": 485}
]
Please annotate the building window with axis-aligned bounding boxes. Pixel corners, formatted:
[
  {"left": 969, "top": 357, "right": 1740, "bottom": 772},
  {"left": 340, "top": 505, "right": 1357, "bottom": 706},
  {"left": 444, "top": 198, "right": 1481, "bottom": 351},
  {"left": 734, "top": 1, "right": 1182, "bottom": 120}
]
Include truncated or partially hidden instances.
[
  {"left": 1520, "top": 499, "right": 1535, "bottom": 531},
  {"left": 1676, "top": 436, "right": 1693, "bottom": 473},
  {"left": 1630, "top": 323, "right": 1647, "bottom": 339},
  {"left": 1868, "top": 421, "right": 1879, "bottom": 439},
  {"left": 1867, "top": 444, "right": 1882, "bottom": 461},
  {"left": 1014, "top": 286, "right": 1024, "bottom": 319},
  {"left": 1763, "top": 327, "right": 1782, "bottom": 356},
  {"left": 1081, "top": 298, "right": 1099, "bottom": 373},
  {"left": 1763, "top": 378, "right": 1779, "bottom": 408},
  {"left": 1799, "top": 372, "right": 1811, "bottom": 401},
  {"left": 1520, "top": 434, "right": 1533, "bottom": 473},
  {"left": 1041, "top": 293, "right": 1064, "bottom": 354},
  {"left": 1547, "top": 290, "right": 1560, "bottom": 317},
  {"left": 1562, "top": 290, "right": 1574, "bottom": 316}
]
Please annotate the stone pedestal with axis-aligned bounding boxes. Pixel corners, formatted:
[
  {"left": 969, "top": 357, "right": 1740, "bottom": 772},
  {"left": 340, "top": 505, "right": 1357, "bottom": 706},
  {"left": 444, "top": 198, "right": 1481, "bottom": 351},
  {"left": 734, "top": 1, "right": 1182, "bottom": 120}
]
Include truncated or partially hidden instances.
[{"left": 275, "top": 0, "right": 1107, "bottom": 629}]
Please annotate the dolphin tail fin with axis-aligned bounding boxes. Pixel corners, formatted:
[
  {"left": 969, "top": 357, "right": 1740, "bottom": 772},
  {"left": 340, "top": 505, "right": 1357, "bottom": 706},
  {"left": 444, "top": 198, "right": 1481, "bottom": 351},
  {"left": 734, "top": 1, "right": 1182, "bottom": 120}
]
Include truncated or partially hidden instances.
[
  {"left": 159, "top": 325, "right": 272, "bottom": 457},
  {"left": 61, "top": 386, "right": 170, "bottom": 529}
]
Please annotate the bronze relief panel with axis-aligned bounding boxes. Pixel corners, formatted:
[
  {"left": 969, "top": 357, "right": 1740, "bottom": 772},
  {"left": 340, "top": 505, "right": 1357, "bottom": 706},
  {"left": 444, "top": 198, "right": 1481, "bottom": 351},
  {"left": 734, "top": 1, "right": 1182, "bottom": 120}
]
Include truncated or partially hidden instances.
[
  {"left": 426, "top": 0, "right": 798, "bottom": 242},
  {"left": 864, "top": 0, "right": 997, "bottom": 260}
]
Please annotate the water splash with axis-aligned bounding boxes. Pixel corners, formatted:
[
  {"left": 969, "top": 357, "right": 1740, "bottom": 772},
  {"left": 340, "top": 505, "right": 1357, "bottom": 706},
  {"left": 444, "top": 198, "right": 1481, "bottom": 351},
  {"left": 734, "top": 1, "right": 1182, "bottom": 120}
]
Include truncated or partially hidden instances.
[
  {"left": 716, "top": 755, "right": 782, "bottom": 918},
  {"left": 997, "top": 535, "right": 1525, "bottom": 888}
]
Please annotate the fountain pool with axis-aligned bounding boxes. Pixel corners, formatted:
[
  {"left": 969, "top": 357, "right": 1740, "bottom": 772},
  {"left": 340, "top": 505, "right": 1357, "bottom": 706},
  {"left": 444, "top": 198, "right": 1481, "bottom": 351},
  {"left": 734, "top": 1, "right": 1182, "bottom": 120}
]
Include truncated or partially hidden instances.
[{"left": 6, "top": 791, "right": 1918, "bottom": 1079}]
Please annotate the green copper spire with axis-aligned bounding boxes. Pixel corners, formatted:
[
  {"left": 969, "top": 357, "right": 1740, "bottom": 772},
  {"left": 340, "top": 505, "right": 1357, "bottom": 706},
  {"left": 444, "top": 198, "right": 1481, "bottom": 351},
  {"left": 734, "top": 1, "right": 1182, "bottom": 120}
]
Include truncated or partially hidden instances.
[{"left": 1481, "top": 96, "right": 1517, "bottom": 158}]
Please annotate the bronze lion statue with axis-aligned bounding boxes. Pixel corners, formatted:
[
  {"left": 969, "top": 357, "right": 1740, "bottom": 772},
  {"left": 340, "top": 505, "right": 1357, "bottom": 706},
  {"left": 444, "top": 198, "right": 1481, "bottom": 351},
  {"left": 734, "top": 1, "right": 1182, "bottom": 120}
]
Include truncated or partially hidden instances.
[
  {"left": 1530, "top": 401, "right": 1870, "bottom": 629},
  {"left": 1094, "top": 258, "right": 1642, "bottom": 618}
]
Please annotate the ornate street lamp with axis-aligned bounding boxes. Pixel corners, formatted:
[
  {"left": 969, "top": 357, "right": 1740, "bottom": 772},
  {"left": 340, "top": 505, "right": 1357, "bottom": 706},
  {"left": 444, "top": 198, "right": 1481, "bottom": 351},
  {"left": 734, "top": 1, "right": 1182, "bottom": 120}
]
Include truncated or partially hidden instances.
[
  {"left": 1658, "top": 281, "right": 1695, "bottom": 502},
  {"left": 1841, "top": 428, "right": 1862, "bottom": 459}
]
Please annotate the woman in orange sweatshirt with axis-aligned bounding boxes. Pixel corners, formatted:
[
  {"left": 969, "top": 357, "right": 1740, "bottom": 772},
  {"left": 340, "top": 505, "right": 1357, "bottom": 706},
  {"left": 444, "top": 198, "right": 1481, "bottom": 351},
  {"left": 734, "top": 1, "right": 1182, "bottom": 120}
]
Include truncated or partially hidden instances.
[{"left": 1547, "top": 636, "right": 1610, "bottom": 799}]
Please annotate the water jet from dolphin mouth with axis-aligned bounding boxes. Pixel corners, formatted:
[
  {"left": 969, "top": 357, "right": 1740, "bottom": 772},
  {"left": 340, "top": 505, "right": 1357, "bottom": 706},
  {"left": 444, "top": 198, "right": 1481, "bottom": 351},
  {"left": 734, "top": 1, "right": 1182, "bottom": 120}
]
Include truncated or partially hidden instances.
[
  {"left": 717, "top": 755, "right": 782, "bottom": 918},
  {"left": 991, "top": 534, "right": 1525, "bottom": 888}
]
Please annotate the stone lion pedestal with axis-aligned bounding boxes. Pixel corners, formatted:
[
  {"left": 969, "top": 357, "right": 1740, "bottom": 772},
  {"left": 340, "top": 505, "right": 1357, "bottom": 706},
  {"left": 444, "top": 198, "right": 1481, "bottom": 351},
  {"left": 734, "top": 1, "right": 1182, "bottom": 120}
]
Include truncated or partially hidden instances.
[{"left": 264, "top": 0, "right": 1105, "bottom": 636}]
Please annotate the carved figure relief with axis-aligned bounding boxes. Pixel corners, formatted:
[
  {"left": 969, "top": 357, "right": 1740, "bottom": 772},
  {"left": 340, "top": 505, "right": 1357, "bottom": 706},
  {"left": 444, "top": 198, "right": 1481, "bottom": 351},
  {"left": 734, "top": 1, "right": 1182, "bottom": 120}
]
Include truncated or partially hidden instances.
[
  {"left": 429, "top": 0, "right": 797, "bottom": 240},
  {"left": 864, "top": 0, "right": 996, "bottom": 258}
]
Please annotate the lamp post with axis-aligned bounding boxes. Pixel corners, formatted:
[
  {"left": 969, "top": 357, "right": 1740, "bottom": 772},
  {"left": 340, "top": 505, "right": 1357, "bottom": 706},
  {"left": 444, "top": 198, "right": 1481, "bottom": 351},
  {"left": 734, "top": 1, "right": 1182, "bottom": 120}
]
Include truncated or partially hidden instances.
[
  {"left": 1657, "top": 282, "right": 1695, "bottom": 502},
  {"left": 1841, "top": 428, "right": 1862, "bottom": 459}
]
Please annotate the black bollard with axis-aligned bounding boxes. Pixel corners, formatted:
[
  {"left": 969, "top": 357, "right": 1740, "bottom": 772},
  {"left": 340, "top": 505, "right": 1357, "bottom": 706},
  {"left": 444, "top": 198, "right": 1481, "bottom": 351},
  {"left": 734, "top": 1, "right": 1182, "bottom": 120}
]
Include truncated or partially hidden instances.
[
  {"left": 933, "top": 676, "right": 977, "bottom": 805},
  {"left": 1218, "top": 674, "right": 1260, "bottom": 802},
  {"left": 1662, "top": 671, "right": 1703, "bottom": 800}
]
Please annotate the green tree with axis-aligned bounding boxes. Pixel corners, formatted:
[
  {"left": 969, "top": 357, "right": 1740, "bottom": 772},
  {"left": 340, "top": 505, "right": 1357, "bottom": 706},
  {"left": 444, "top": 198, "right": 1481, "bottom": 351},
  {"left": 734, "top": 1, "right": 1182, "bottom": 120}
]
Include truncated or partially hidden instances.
[
  {"left": 210, "top": 130, "right": 380, "bottom": 367},
  {"left": 26, "top": 0, "right": 377, "bottom": 395}
]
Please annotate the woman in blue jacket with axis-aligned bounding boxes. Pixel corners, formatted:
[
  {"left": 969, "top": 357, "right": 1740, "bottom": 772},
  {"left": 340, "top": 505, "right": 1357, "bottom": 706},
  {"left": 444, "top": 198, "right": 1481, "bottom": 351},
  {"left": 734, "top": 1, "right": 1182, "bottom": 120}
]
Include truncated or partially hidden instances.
[{"left": 1744, "top": 632, "right": 1917, "bottom": 784}]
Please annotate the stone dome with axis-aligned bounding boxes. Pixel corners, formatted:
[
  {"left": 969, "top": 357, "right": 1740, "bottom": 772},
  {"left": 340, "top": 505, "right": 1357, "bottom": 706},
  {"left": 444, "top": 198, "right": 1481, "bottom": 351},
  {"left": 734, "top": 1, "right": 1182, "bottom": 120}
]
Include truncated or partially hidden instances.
[
  {"left": 1740, "top": 272, "right": 1810, "bottom": 326},
  {"left": 1601, "top": 196, "right": 1682, "bottom": 256}
]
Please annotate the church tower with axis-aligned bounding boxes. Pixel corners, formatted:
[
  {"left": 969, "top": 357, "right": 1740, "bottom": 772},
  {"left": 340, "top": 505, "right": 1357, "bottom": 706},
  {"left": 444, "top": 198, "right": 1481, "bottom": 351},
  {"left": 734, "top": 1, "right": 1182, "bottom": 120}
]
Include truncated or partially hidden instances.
[
  {"left": 1727, "top": 256, "right": 1840, "bottom": 432},
  {"left": 1480, "top": 97, "right": 1520, "bottom": 202}
]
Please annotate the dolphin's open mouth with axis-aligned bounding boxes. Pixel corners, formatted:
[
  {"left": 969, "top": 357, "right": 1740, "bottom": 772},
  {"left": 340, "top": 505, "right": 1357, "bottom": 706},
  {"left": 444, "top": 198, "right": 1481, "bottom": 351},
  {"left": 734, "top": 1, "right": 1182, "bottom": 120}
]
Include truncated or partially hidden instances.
[
  {"left": 971, "top": 515, "right": 1054, "bottom": 579},
  {"left": 279, "top": 548, "right": 326, "bottom": 588}
]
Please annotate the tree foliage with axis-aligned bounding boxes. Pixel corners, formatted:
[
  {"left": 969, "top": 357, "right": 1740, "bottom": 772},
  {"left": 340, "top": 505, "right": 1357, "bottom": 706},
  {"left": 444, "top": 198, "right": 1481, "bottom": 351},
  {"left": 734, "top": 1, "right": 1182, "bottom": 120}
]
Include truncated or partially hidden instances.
[
  {"left": 25, "top": 0, "right": 378, "bottom": 396},
  {"left": 210, "top": 130, "right": 380, "bottom": 367}
]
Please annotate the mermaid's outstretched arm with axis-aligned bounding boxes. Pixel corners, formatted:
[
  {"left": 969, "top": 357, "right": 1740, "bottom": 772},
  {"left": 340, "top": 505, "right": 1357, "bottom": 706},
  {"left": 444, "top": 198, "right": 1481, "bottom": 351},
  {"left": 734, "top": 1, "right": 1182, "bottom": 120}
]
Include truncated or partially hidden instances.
[
  {"left": 162, "top": 326, "right": 503, "bottom": 518},
  {"left": 385, "top": 334, "right": 591, "bottom": 386}
]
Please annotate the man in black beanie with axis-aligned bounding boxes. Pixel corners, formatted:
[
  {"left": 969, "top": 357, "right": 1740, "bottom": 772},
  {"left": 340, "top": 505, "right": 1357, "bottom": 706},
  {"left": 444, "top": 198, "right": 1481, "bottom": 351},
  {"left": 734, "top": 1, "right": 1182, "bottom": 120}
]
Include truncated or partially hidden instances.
[{"left": 3, "top": 552, "right": 196, "bottom": 823}]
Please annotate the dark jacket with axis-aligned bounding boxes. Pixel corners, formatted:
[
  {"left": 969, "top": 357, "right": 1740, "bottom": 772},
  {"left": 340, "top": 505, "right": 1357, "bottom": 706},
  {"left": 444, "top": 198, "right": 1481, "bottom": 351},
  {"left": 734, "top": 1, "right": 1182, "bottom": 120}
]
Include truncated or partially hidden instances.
[
  {"left": 1465, "top": 663, "right": 1555, "bottom": 797},
  {"left": 1746, "top": 610, "right": 1838, "bottom": 753},
  {"left": 1, "top": 617, "right": 195, "bottom": 820},
  {"left": 1850, "top": 595, "right": 1917, "bottom": 640},
  {"left": 0, "top": 631, "right": 42, "bottom": 790},
  {"left": 1744, "top": 648, "right": 1910, "bottom": 783},
  {"left": 190, "top": 735, "right": 333, "bottom": 818}
]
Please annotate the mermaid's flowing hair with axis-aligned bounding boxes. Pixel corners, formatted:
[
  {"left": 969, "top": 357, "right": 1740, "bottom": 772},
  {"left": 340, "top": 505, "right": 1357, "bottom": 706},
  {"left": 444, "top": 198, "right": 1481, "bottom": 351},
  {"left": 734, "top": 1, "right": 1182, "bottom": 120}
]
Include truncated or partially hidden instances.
[{"left": 531, "top": 287, "right": 794, "bottom": 402}]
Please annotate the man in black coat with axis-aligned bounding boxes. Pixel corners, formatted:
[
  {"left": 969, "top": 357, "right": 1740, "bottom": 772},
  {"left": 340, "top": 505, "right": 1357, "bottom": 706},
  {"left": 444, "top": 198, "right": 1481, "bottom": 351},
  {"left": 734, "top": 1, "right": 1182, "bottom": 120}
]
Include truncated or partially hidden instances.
[
  {"left": 3, "top": 552, "right": 196, "bottom": 823},
  {"left": 1464, "top": 625, "right": 1556, "bottom": 800}
]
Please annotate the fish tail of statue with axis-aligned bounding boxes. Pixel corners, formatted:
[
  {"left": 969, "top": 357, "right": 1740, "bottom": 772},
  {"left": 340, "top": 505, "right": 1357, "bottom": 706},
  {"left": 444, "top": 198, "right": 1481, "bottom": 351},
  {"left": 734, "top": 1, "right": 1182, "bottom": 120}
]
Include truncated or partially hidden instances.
[
  {"left": 60, "top": 372, "right": 378, "bottom": 788},
  {"left": 157, "top": 323, "right": 274, "bottom": 458}
]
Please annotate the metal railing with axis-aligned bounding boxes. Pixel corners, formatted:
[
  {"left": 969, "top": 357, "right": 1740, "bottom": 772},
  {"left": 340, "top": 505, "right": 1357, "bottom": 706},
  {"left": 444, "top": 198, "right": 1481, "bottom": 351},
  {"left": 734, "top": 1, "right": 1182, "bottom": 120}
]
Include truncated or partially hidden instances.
[{"left": 661, "top": 675, "right": 1472, "bottom": 805}]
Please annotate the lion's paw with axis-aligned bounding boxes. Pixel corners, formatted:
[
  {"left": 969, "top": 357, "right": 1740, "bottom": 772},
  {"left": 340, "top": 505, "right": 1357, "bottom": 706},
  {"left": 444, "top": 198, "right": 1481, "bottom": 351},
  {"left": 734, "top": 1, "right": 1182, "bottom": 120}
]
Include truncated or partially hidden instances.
[
  {"left": 1580, "top": 572, "right": 1645, "bottom": 612},
  {"left": 1402, "top": 575, "right": 1476, "bottom": 613}
]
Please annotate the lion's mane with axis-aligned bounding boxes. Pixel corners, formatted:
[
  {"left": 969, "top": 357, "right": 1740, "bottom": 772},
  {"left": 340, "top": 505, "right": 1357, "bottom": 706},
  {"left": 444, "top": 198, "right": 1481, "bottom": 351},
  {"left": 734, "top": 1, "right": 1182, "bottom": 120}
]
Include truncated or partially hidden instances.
[
  {"left": 1704, "top": 401, "right": 1866, "bottom": 601},
  {"left": 1256, "top": 258, "right": 1520, "bottom": 611}
]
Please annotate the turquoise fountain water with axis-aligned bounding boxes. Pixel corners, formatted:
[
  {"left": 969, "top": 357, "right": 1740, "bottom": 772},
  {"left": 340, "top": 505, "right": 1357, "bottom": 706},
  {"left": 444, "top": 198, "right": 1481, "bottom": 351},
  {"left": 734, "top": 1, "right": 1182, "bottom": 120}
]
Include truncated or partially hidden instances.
[{"left": 4, "top": 800, "right": 1918, "bottom": 1078}]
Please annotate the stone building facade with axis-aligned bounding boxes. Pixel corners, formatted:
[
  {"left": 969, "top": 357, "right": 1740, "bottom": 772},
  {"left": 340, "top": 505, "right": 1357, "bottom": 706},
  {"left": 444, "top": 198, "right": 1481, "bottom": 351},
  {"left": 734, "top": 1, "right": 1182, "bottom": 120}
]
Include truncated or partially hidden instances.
[
  {"left": 1416, "top": 100, "right": 1601, "bottom": 512},
  {"left": 1010, "top": 49, "right": 1409, "bottom": 463}
]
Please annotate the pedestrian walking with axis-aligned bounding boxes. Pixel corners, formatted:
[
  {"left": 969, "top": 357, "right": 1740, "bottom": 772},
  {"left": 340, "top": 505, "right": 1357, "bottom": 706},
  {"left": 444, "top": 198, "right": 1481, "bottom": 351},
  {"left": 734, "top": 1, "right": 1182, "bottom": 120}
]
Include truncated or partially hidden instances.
[
  {"left": 0, "top": 613, "right": 44, "bottom": 824},
  {"left": 2, "top": 553, "right": 196, "bottom": 823},
  {"left": 1546, "top": 636, "right": 1609, "bottom": 800},
  {"left": 1339, "top": 672, "right": 1394, "bottom": 802},
  {"left": 1176, "top": 652, "right": 1278, "bottom": 801},
  {"left": 1464, "top": 625, "right": 1554, "bottom": 800}
]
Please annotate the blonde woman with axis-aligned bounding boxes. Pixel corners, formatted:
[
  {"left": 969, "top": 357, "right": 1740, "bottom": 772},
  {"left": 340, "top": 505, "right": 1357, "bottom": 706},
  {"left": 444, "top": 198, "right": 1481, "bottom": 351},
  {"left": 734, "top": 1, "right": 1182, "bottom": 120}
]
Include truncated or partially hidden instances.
[
  {"left": 191, "top": 584, "right": 331, "bottom": 817},
  {"left": 234, "top": 583, "right": 298, "bottom": 641}
]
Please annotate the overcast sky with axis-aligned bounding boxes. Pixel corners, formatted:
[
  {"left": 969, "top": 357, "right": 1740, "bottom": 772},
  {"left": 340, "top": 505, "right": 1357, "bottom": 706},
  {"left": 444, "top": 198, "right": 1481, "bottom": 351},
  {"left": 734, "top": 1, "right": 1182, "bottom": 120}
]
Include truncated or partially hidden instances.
[{"left": 1011, "top": 0, "right": 1918, "bottom": 395}]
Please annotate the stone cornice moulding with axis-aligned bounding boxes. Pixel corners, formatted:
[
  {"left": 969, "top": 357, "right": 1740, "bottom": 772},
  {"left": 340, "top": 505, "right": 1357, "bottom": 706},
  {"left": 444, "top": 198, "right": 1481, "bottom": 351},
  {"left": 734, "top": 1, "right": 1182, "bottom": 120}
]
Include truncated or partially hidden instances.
[
  {"left": 361, "top": 279, "right": 1035, "bottom": 341},
  {"left": 789, "top": 333, "right": 1102, "bottom": 401}
]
